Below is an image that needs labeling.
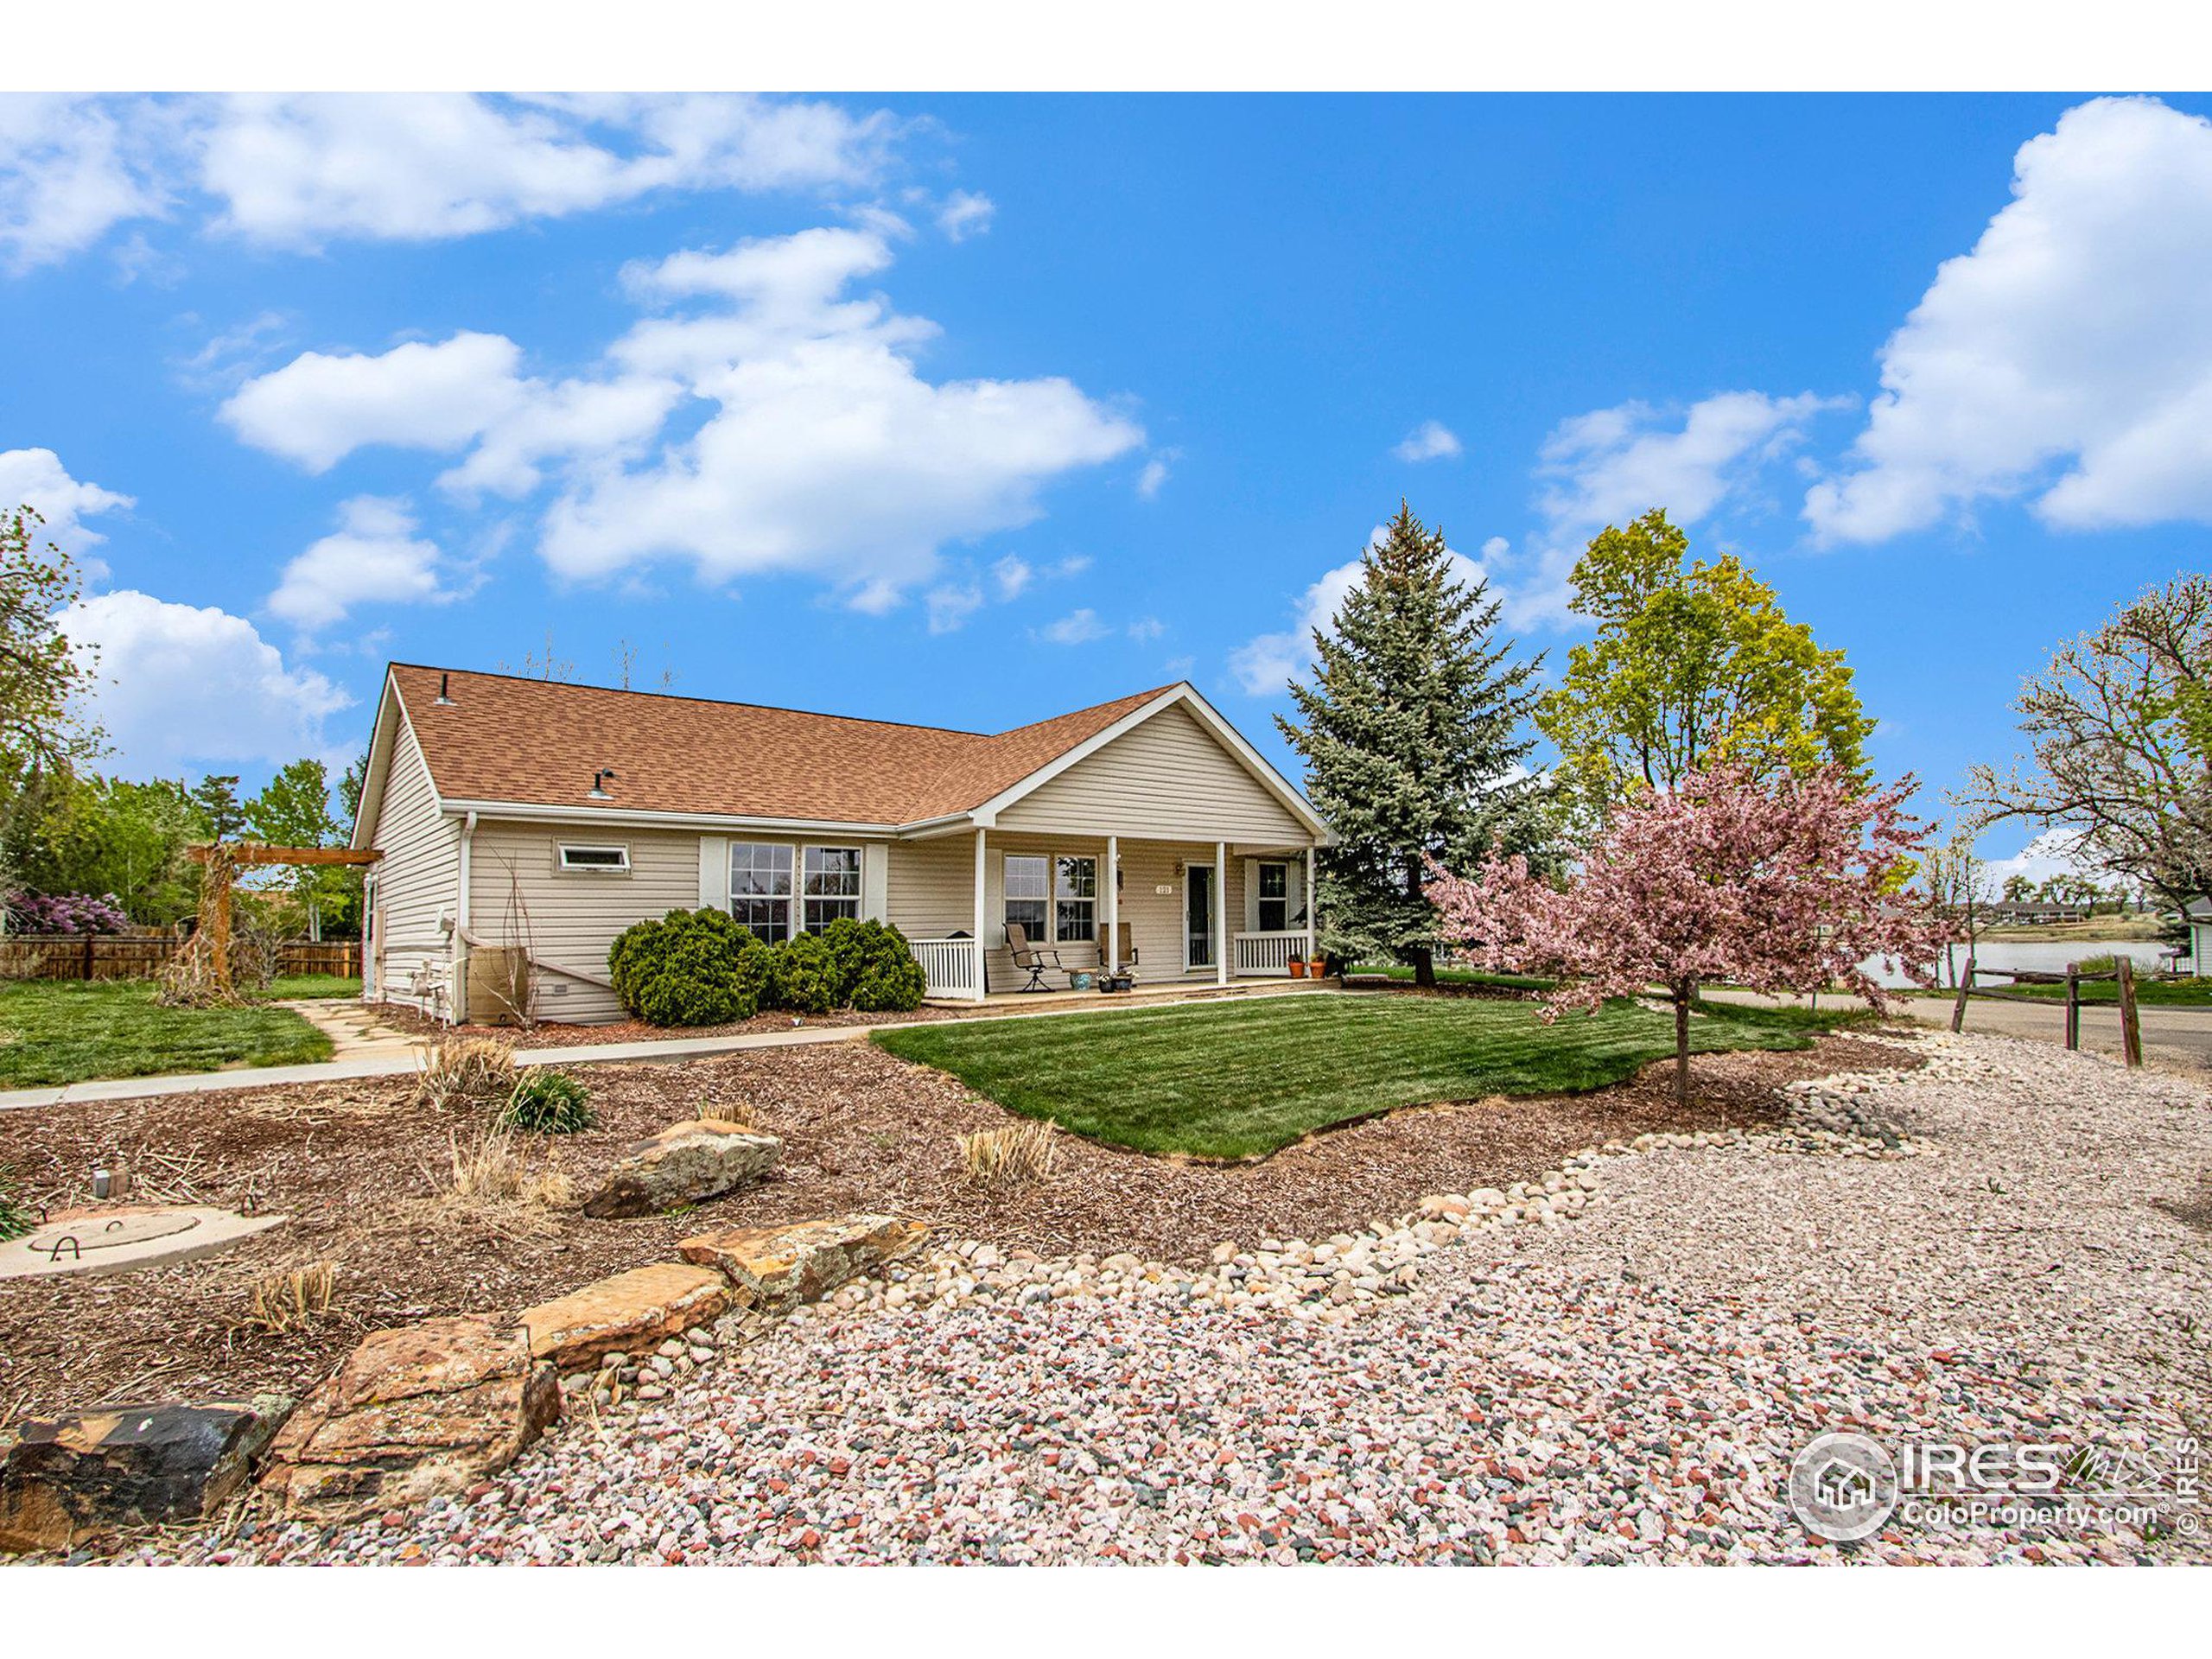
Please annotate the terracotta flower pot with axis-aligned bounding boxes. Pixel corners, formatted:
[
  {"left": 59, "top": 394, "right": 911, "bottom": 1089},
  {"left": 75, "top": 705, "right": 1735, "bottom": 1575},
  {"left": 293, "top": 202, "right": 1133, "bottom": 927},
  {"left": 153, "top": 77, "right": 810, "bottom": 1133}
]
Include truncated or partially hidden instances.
[{"left": 1287, "top": 959, "right": 1308, "bottom": 978}]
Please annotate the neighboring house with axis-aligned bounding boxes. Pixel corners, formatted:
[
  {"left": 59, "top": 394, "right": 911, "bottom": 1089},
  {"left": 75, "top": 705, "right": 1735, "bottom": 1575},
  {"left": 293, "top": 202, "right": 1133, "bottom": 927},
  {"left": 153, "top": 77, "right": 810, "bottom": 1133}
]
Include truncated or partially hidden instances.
[
  {"left": 2180, "top": 898, "right": 2212, "bottom": 977},
  {"left": 350, "top": 664, "right": 1332, "bottom": 1020}
]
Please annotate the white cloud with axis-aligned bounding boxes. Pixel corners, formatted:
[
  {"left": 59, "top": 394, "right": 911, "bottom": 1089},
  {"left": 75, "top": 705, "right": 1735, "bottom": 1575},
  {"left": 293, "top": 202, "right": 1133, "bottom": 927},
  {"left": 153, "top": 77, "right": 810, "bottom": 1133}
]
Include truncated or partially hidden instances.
[
  {"left": 1230, "top": 528, "right": 1492, "bottom": 695},
  {"left": 925, "top": 582, "right": 983, "bottom": 634},
  {"left": 992, "top": 555, "right": 1034, "bottom": 599},
  {"left": 1538, "top": 391, "right": 1844, "bottom": 534},
  {"left": 1128, "top": 616, "right": 1166, "bottom": 644},
  {"left": 0, "top": 94, "right": 167, "bottom": 270},
  {"left": 1978, "top": 829, "right": 2105, "bottom": 893},
  {"left": 268, "top": 497, "right": 472, "bottom": 632},
  {"left": 936, "top": 189, "right": 995, "bottom": 242},
  {"left": 0, "top": 92, "right": 897, "bottom": 266},
  {"left": 1040, "top": 607, "right": 1111, "bottom": 645},
  {"left": 1808, "top": 97, "right": 2212, "bottom": 543},
  {"left": 0, "top": 447, "right": 133, "bottom": 556},
  {"left": 1136, "top": 452, "right": 1176, "bottom": 499},
  {"left": 223, "top": 225, "right": 1141, "bottom": 613},
  {"left": 220, "top": 333, "right": 531, "bottom": 473},
  {"left": 1393, "top": 420, "right": 1463, "bottom": 463},
  {"left": 59, "top": 588, "right": 353, "bottom": 775}
]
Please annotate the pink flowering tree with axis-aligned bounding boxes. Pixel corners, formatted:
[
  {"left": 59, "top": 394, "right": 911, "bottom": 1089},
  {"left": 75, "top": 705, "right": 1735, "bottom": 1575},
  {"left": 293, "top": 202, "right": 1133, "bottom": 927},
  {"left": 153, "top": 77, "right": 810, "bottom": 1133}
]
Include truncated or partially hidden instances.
[{"left": 1427, "top": 764, "right": 1949, "bottom": 1106}]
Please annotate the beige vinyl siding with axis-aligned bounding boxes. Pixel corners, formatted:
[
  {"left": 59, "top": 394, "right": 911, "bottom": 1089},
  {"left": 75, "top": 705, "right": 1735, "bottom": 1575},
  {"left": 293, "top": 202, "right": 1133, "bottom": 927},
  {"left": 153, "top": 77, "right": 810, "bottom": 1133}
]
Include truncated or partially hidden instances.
[
  {"left": 367, "top": 717, "right": 460, "bottom": 1013},
  {"left": 885, "top": 836, "right": 974, "bottom": 942},
  {"left": 464, "top": 822, "right": 701, "bottom": 1023},
  {"left": 995, "top": 702, "right": 1310, "bottom": 843}
]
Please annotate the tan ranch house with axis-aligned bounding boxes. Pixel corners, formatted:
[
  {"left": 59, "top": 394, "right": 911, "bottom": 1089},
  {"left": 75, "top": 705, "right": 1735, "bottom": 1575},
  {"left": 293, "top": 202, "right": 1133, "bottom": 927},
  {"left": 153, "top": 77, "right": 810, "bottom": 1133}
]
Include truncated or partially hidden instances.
[{"left": 351, "top": 664, "right": 1333, "bottom": 1021}]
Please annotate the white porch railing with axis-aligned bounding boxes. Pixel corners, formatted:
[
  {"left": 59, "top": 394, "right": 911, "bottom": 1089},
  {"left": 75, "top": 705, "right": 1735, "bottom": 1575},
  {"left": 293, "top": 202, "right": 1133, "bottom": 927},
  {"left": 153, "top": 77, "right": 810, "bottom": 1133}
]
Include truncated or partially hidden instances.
[
  {"left": 909, "top": 938, "right": 978, "bottom": 998},
  {"left": 1232, "top": 930, "right": 1308, "bottom": 977}
]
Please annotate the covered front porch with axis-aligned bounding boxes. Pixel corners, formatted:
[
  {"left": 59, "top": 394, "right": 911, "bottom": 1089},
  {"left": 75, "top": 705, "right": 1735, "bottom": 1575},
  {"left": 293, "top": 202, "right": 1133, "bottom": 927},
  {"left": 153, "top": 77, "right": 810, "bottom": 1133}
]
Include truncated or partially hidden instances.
[{"left": 897, "top": 828, "right": 1321, "bottom": 1001}]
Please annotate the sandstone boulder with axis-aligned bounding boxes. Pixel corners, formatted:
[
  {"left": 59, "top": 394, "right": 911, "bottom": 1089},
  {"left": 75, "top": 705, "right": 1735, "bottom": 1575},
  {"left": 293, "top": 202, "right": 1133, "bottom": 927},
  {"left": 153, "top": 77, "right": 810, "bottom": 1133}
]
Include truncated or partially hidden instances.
[
  {"left": 680, "top": 1213, "right": 926, "bottom": 1311},
  {"left": 0, "top": 1395, "right": 293, "bottom": 1554},
  {"left": 258, "top": 1315, "right": 559, "bottom": 1522},
  {"left": 518, "top": 1262, "right": 732, "bottom": 1371},
  {"left": 582, "top": 1121, "right": 781, "bottom": 1218}
]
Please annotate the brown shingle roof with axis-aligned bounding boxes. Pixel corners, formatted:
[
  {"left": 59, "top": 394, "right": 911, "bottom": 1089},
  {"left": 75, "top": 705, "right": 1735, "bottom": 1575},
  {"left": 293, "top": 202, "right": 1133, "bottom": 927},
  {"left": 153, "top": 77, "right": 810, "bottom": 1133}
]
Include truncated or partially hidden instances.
[{"left": 386, "top": 664, "right": 1173, "bottom": 825}]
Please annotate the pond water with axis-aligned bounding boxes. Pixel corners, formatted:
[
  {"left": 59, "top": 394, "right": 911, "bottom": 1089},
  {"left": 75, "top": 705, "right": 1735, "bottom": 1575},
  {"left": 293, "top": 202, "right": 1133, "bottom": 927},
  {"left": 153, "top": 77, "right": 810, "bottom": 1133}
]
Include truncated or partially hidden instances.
[{"left": 1861, "top": 938, "right": 2177, "bottom": 989}]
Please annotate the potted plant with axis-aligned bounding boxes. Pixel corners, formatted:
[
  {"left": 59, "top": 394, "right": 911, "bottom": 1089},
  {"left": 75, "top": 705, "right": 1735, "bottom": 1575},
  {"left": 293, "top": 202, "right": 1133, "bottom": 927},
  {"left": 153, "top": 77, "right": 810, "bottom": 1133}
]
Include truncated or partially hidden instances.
[{"left": 1287, "top": 953, "right": 1308, "bottom": 979}]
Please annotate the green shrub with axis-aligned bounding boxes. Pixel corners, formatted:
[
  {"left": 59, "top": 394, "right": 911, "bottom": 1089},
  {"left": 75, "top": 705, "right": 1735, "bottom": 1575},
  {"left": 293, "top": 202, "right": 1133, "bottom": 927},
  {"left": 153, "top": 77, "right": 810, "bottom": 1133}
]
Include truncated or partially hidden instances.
[
  {"left": 0, "top": 1165, "right": 31, "bottom": 1243},
  {"left": 850, "top": 924, "right": 927, "bottom": 1013},
  {"left": 504, "top": 1070, "right": 596, "bottom": 1135},
  {"left": 819, "top": 916, "right": 872, "bottom": 1001},
  {"left": 607, "top": 908, "right": 772, "bottom": 1027},
  {"left": 771, "top": 932, "right": 842, "bottom": 1014},
  {"left": 817, "top": 917, "right": 927, "bottom": 1013}
]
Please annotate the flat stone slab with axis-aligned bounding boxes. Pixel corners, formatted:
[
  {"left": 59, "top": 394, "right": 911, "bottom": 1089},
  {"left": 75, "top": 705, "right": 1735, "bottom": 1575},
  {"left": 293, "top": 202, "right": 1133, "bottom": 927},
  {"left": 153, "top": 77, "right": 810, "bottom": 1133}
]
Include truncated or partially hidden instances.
[
  {"left": 258, "top": 1316, "right": 559, "bottom": 1523},
  {"left": 0, "top": 1205, "right": 285, "bottom": 1280},
  {"left": 680, "top": 1214, "right": 926, "bottom": 1311},
  {"left": 1, "top": 1395, "right": 294, "bottom": 1554},
  {"left": 582, "top": 1120, "right": 782, "bottom": 1218},
  {"left": 518, "top": 1262, "right": 733, "bottom": 1371}
]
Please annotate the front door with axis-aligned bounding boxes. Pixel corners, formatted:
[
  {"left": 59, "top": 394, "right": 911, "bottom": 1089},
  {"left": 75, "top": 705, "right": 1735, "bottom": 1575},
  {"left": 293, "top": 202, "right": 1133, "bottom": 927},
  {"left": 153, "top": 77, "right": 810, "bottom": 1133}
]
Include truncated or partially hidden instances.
[{"left": 1185, "top": 864, "right": 1214, "bottom": 969}]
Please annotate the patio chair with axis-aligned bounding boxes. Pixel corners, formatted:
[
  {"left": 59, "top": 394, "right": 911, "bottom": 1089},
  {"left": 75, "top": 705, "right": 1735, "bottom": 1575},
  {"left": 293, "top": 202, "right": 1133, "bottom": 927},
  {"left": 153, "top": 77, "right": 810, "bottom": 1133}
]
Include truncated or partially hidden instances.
[
  {"left": 1005, "top": 922, "right": 1063, "bottom": 993},
  {"left": 1111, "top": 921, "right": 1141, "bottom": 973}
]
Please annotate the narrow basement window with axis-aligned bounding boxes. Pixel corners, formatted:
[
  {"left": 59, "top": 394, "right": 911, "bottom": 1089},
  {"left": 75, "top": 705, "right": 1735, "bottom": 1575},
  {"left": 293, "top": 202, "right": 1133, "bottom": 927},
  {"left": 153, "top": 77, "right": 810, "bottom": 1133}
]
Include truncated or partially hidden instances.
[{"left": 556, "top": 843, "right": 631, "bottom": 874}]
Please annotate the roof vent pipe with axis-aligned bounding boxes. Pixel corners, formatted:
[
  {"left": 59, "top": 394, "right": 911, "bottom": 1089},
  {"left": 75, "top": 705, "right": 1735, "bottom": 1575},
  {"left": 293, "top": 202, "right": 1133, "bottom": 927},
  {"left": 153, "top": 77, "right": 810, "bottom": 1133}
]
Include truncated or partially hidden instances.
[
  {"left": 433, "top": 672, "right": 454, "bottom": 705},
  {"left": 589, "top": 768, "right": 617, "bottom": 799}
]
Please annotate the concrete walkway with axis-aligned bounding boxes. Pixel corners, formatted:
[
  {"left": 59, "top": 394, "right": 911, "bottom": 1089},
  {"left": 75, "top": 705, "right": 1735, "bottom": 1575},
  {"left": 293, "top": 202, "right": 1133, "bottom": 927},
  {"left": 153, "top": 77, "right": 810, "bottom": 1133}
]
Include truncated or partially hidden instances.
[{"left": 0, "top": 981, "right": 1333, "bottom": 1113}]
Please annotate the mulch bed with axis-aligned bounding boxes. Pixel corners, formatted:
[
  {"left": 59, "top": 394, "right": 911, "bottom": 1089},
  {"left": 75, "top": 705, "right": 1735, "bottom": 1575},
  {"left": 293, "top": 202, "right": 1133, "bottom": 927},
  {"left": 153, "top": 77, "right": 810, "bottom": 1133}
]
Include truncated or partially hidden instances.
[
  {"left": 376, "top": 1000, "right": 981, "bottom": 1050},
  {"left": 0, "top": 1030, "right": 1913, "bottom": 1423}
]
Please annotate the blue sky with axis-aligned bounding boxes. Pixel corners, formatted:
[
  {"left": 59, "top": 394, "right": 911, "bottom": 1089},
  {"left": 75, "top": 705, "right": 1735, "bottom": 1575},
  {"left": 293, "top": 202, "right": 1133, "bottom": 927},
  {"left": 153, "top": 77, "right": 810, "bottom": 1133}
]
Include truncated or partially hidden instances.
[{"left": 7, "top": 92, "right": 2211, "bottom": 878}]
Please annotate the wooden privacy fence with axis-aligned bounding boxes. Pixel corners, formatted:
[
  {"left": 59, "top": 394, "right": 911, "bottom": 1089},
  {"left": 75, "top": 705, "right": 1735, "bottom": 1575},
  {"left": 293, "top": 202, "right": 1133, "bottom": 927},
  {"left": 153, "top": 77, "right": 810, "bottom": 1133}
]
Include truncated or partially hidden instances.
[
  {"left": 0, "top": 935, "right": 360, "bottom": 982},
  {"left": 1948, "top": 955, "right": 2145, "bottom": 1067}
]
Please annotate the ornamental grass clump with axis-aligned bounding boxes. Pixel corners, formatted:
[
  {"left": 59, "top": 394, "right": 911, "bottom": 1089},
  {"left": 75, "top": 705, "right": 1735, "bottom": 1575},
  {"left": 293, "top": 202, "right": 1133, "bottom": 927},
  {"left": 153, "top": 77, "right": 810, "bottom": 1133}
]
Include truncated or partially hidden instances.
[
  {"left": 503, "top": 1069, "right": 595, "bottom": 1135},
  {"left": 234, "top": 1261, "right": 337, "bottom": 1336},
  {"left": 956, "top": 1121, "right": 1058, "bottom": 1193},
  {"left": 416, "top": 1035, "right": 518, "bottom": 1112}
]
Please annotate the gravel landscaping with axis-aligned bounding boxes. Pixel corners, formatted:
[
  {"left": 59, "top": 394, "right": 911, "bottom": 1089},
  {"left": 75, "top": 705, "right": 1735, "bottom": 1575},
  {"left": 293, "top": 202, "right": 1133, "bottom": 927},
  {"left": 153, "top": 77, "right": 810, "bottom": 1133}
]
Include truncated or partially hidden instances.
[{"left": 87, "top": 1027, "right": 2212, "bottom": 1565}]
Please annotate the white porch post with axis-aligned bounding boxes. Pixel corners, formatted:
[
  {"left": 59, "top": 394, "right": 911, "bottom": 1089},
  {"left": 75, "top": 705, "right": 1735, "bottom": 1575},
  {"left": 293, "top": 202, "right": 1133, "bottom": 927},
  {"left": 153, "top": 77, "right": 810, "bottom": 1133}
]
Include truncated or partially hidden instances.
[
  {"left": 1104, "top": 834, "right": 1120, "bottom": 973},
  {"left": 971, "top": 827, "right": 989, "bottom": 1001},
  {"left": 1305, "top": 842, "right": 1318, "bottom": 973},
  {"left": 1214, "top": 839, "right": 1229, "bottom": 986}
]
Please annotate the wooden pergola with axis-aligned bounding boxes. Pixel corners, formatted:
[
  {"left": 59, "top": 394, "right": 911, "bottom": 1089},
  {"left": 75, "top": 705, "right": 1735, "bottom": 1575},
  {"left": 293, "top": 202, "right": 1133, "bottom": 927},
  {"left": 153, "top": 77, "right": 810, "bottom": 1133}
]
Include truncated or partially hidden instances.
[{"left": 183, "top": 842, "right": 381, "bottom": 1001}]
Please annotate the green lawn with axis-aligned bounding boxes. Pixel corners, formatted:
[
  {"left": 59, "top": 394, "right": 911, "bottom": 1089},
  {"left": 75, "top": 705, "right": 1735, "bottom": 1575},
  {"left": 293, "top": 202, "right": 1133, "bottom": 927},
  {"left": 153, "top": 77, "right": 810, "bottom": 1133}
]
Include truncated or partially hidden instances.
[
  {"left": 255, "top": 974, "right": 363, "bottom": 1001},
  {"left": 0, "top": 979, "right": 334, "bottom": 1088},
  {"left": 874, "top": 992, "right": 1849, "bottom": 1160},
  {"left": 1346, "top": 963, "right": 1554, "bottom": 992},
  {"left": 1918, "top": 976, "right": 2212, "bottom": 1007}
]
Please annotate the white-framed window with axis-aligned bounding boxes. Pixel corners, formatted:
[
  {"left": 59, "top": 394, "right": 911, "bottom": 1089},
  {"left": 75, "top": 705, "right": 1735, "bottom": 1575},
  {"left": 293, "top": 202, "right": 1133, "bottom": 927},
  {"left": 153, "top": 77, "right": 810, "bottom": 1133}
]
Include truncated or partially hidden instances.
[
  {"left": 729, "top": 842, "right": 793, "bottom": 942},
  {"left": 1055, "top": 855, "right": 1098, "bottom": 943},
  {"left": 1257, "top": 861, "right": 1289, "bottom": 931},
  {"left": 803, "top": 846, "right": 861, "bottom": 933},
  {"left": 1004, "top": 855, "right": 1050, "bottom": 942},
  {"left": 557, "top": 842, "right": 631, "bottom": 874}
]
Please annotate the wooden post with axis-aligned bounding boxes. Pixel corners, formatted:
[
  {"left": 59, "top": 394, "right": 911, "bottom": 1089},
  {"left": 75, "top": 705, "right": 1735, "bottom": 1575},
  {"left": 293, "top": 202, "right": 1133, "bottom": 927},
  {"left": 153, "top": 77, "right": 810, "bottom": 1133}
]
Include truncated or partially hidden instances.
[
  {"left": 2064, "top": 965, "right": 2081, "bottom": 1052},
  {"left": 2117, "top": 956, "right": 2143, "bottom": 1068},
  {"left": 82, "top": 931, "right": 95, "bottom": 982},
  {"left": 1949, "top": 955, "right": 1975, "bottom": 1033}
]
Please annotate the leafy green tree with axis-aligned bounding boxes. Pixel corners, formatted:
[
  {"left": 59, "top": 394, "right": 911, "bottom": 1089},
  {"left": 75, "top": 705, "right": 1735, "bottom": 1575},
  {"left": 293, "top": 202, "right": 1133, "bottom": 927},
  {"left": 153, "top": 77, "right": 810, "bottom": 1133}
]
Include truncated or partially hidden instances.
[
  {"left": 1535, "top": 510, "right": 1872, "bottom": 818},
  {"left": 1277, "top": 502, "right": 1545, "bottom": 987},
  {"left": 1, "top": 505, "right": 103, "bottom": 775},
  {"left": 246, "top": 759, "right": 356, "bottom": 938},
  {"left": 337, "top": 748, "right": 369, "bottom": 830},
  {"left": 2001, "top": 874, "right": 2036, "bottom": 903},
  {"left": 190, "top": 773, "right": 246, "bottom": 842},
  {"left": 1964, "top": 575, "right": 2212, "bottom": 906},
  {"left": 1, "top": 771, "right": 207, "bottom": 924}
]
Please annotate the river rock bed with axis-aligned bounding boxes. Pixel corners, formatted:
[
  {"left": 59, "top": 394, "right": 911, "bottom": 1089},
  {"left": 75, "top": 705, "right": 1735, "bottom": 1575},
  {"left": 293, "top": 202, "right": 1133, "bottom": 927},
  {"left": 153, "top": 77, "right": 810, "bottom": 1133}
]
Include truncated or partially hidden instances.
[{"left": 117, "top": 1031, "right": 2212, "bottom": 1564}]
